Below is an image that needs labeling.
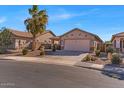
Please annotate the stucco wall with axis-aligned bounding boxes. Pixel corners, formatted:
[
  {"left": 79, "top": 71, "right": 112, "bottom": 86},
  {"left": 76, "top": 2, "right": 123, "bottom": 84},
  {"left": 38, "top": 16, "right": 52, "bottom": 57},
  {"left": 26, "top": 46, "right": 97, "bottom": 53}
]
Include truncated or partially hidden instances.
[
  {"left": 36, "top": 32, "right": 54, "bottom": 44},
  {"left": 61, "top": 29, "right": 95, "bottom": 40},
  {"left": 58, "top": 29, "right": 102, "bottom": 51},
  {"left": 112, "top": 37, "right": 120, "bottom": 48}
]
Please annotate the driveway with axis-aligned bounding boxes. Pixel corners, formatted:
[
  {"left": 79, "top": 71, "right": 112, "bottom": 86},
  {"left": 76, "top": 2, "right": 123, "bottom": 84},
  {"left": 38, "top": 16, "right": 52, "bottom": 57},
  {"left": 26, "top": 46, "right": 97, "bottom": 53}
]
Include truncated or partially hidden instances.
[
  {"left": 0, "top": 50, "right": 88, "bottom": 66},
  {"left": 46, "top": 50, "right": 85, "bottom": 56}
]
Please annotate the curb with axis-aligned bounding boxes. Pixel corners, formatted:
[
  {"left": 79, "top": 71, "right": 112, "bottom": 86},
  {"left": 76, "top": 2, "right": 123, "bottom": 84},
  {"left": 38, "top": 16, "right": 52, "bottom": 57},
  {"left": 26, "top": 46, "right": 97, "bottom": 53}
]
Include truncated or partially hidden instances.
[
  {"left": 75, "top": 61, "right": 124, "bottom": 79},
  {"left": 74, "top": 62, "right": 104, "bottom": 71},
  {"left": 76, "top": 65, "right": 103, "bottom": 71}
]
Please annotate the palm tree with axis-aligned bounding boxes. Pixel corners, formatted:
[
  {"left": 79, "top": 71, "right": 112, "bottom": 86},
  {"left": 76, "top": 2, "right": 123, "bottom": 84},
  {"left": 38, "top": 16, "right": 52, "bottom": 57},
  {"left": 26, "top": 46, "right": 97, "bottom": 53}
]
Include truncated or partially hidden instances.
[{"left": 24, "top": 5, "right": 48, "bottom": 50}]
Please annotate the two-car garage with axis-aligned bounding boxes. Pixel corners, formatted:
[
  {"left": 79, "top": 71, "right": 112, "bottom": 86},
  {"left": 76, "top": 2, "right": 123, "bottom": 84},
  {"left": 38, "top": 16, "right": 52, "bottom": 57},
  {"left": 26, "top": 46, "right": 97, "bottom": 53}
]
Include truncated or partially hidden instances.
[
  {"left": 51, "top": 28, "right": 103, "bottom": 52},
  {"left": 64, "top": 40, "right": 90, "bottom": 52}
]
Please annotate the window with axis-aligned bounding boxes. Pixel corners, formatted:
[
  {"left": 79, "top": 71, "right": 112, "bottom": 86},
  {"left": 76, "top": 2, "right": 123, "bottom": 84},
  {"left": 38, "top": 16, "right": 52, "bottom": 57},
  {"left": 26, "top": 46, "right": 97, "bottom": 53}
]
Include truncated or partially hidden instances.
[
  {"left": 18, "top": 40, "right": 21, "bottom": 45},
  {"left": 114, "top": 40, "right": 116, "bottom": 48},
  {"left": 85, "top": 35, "right": 87, "bottom": 37},
  {"left": 71, "top": 34, "right": 73, "bottom": 36},
  {"left": 123, "top": 40, "right": 124, "bottom": 48},
  {"left": 79, "top": 33, "right": 81, "bottom": 36},
  {"left": 120, "top": 40, "right": 122, "bottom": 48}
]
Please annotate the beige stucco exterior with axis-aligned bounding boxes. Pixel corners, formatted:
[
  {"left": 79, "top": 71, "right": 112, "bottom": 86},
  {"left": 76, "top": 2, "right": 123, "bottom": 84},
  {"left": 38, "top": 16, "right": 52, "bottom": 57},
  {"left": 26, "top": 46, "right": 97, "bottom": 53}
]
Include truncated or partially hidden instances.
[
  {"left": 111, "top": 35, "right": 124, "bottom": 52},
  {"left": 51, "top": 28, "right": 103, "bottom": 52},
  {"left": 36, "top": 32, "right": 54, "bottom": 44},
  {"left": 8, "top": 30, "right": 55, "bottom": 50},
  {"left": 9, "top": 34, "right": 32, "bottom": 49}
]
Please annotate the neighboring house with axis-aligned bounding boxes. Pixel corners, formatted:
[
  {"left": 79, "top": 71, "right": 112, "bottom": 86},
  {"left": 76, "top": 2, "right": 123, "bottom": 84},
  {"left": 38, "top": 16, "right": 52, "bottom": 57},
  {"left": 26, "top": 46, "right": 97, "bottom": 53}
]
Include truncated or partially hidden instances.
[
  {"left": 111, "top": 32, "right": 124, "bottom": 52},
  {"left": 7, "top": 29, "right": 55, "bottom": 50},
  {"left": 51, "top": 28, "right": 103, "bottom": 52}
]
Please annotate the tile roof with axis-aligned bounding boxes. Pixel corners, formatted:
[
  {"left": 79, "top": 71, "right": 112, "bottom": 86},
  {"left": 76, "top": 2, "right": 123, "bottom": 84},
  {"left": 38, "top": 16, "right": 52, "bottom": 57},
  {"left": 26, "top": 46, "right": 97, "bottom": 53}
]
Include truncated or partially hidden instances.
[
  {"left": 113, "top": 32, "right": 124, "bottom": 37},
  {"left": 8, "top": 29, "right": 55, "bottom": 38},
  {"left": 61, "top": 28, "right": 103, "bottom": 42}
]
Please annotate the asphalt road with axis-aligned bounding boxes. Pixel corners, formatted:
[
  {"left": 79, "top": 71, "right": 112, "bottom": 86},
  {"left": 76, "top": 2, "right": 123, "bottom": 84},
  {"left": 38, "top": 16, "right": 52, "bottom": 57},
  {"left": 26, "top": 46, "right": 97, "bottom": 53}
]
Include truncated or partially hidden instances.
[{"left": 0, "top": 60, "right": 124, "bottom": 88}]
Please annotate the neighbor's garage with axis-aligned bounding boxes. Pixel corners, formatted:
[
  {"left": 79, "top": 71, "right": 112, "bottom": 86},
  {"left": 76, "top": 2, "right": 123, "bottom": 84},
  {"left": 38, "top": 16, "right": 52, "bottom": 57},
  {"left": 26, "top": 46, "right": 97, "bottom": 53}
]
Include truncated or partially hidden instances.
[{"left": 64, "top": 40, "right": 90, "bottom": 52}]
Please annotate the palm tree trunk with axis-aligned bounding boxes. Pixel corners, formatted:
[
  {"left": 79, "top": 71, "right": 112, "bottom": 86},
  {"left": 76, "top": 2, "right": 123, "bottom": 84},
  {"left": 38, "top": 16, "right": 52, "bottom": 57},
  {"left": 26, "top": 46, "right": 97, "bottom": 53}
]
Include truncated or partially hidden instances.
[{"left": 32, "top": 37, "right": 36, "bottom": 51}]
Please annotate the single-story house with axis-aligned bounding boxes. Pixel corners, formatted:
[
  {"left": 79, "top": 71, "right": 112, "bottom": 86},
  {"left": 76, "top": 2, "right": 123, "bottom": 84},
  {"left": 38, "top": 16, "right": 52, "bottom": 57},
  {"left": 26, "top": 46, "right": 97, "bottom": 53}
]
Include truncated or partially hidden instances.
[
  {"left": 111, "top": 32, "right": 124, "bottom": 52},
  {"left": 50, "top": 28, "right": 103, "bottom": 52},
  {"left": 7, "top": 29, "right": 56, "bottom": 50}
]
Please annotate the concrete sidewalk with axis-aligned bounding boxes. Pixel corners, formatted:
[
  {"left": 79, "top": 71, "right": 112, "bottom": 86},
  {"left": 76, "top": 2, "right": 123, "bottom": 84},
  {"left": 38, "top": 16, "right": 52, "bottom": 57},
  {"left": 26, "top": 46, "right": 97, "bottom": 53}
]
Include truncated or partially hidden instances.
[
  {"left": 75, "top": 61, "right": 124, "bottom": 79},
  {"left": 0, "top": 53, "right": 87, "bottom": 66},
  {"left": 75, "top": 62, "right": 104, "bottom": 70}
]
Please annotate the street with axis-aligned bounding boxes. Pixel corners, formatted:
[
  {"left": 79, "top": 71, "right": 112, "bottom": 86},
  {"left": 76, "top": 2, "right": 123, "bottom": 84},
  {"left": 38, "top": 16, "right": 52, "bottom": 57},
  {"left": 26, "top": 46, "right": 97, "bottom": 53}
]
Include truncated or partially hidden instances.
[{"left": 0, "top": 60, "right": 123, "bottom": 88}]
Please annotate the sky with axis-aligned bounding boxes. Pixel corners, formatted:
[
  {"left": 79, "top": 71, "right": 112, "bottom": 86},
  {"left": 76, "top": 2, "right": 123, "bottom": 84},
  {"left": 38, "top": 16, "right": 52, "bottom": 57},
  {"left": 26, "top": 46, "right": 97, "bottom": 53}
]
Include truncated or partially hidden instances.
[{"left": 0, "top": 5, "right": 124, "bottom": 41}]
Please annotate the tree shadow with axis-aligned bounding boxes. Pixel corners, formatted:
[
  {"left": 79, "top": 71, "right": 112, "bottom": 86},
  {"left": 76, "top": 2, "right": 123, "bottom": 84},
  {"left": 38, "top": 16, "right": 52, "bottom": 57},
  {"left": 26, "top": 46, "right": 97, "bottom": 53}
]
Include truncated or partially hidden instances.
[
  {"left": 101, "top": 64, "right": 124, "bottom": 80},
  {"left": 45, "top": 50, "right": 86, "bottom": 56}
]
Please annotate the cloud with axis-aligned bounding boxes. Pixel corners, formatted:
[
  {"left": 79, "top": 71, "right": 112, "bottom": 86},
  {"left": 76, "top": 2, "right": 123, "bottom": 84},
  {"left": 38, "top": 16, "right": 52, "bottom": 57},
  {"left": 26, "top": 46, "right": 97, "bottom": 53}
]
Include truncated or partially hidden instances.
[
  {"left": 55, "top": 14, "right": 72, "bottom": 19},
  {"left": 50, "top": 8, "right": 99, "bottom": 21},
  {"left": 0, "top": 17, "right": 6, "bottom": 23},
  {"left": 74, "top": 23, "right": 82, "bottom": 27}
]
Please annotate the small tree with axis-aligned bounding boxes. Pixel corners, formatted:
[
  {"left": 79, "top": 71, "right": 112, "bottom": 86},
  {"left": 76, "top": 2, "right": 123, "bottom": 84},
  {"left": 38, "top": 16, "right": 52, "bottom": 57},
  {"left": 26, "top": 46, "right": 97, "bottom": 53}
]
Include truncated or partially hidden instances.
[
  {"left": 0, "top": 27, "right": 12, "bottom": 50},
  {"left": 95, "top": 50, "right": 100, "bottom": 57},
  {"left": 111, "top": 53, "right": 122, "bottom": 64},
  {"left": 106, "top": 46, "right": 115, "bottom": 60}
]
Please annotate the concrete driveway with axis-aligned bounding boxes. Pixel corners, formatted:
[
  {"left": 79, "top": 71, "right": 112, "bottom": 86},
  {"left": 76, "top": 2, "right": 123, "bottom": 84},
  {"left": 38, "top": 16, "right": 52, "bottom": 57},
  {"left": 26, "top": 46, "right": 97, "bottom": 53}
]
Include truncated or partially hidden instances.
[{"left": 0, "top": 50, "right": 87, "bottom": 66}]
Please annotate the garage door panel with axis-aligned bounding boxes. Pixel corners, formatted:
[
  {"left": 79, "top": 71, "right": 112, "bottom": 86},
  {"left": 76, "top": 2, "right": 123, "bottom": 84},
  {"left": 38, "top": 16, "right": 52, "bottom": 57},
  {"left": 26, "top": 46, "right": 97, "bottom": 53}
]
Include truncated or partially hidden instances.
[{"left": 64, "top": 40, "right": 90, "bottom": 52}]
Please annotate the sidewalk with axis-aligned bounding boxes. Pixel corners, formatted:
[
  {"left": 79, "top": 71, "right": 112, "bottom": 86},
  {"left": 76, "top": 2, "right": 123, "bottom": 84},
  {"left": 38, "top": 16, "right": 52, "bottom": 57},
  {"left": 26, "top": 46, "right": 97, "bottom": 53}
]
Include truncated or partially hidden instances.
[
  {"left": 0, "top": 56, "right": 74, "bottom": 66},
  {"left": 0, "top": 53, "right": 88, "bottom": 66},
  {"left": 75, "top": 61, "right": 124, "bottom": 79}
]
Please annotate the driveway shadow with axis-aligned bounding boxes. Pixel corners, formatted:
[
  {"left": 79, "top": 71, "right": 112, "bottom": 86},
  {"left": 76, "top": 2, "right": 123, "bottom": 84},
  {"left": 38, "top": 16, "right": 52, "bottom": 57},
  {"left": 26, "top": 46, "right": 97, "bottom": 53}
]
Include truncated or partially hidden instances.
[
  {"left": 45, "top": 50, "right": 86, "bottom": 56},
  {"left": 102, "top": 64, "right": 124, "bottom": 80}
]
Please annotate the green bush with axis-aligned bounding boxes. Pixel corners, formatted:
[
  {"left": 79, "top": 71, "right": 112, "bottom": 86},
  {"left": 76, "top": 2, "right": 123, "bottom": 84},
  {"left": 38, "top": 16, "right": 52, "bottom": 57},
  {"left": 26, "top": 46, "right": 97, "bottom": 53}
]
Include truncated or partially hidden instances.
[
  {"left": 22, "top": 48, "right": 28, "bottom": 55},
  {"left": 106, "top": 46, "right": 115, "bottom": 53},
  {"left": 111, "top": 53, "right": 122, "bottom": 64},
  {"left": 0, "top": 48, "right": 6, "bottom": 54},
  {"left": 82, "top": 55, "right": 91, "bottom": 61},
  {"left": 40, "top": 46, "right": 45, "bottom": 56},
  {"left": 82, "top": 55, "right": 97, "bottom": 62},
  {"left": 91, "top": 56, "right": 97, "bottom": 61},
  {"left": 52, "top": 44, "right": 56, "bottom": 52},
  {"left": 40, "top": 51, "right": 45, "bottom": 56},
  {"left": 95, "top": 50, "right": 100, "bottom": 57}
]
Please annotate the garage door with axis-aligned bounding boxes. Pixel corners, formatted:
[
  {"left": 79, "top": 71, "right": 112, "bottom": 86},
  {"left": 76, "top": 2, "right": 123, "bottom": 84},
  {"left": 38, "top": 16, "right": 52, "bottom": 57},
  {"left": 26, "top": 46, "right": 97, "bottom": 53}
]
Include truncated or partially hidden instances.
[{"left": 64, "top": 40, "right": 90, "bottom": 52}]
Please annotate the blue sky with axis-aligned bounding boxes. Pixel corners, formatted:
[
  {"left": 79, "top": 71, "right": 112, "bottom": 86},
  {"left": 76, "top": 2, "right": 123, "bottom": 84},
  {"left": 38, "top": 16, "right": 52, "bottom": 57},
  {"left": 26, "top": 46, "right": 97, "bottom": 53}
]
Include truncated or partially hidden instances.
[{"left": 0, "top": 5, "right": 124, "bottom": 41}]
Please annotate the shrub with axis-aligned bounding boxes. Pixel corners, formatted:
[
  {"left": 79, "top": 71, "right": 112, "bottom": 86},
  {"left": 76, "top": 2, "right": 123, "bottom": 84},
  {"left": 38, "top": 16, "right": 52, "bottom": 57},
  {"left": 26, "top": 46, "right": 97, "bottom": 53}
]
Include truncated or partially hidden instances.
[
  {"left": 40, "top": 51, "right": 45, "bottom": 56},
  {"left": 0, "top": 48, "right": 6, "bottom": 54},
  {"left": 91, "top": 56, "right": 97, "bottom": 61},
  {"left": 95, "top": 50, "right": 100, "bottom": 57},
  {"left": 52, "top": 44, "right": 56, "bottom": 52},
  {"left": 106, "top": 46, "right": 115, "bottom": 53},
  {"left": 82, "top": 55, "right": 97, "bottom": 62},
  {"left": 40, "top": 46, "right": 45, "bottom": 56},
  {"left": 22, "top": 48, "right": 28, "bottom": 55},
  {"left": 82, "top": 55, "right": 91, "bottom": 61},
  {"left": 57, "top": 45, "right": 61, "bottom": 50},
  {"left": 111, "top": 53, "right": 122, "bottom": 64}
]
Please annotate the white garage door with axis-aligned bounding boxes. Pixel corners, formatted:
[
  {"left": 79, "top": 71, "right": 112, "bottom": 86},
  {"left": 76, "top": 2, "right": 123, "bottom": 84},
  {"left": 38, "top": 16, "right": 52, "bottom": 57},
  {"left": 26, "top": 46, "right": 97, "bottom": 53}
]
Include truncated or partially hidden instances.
[{"left": 64, "top": 40, "right": 90, "bottom": 52}]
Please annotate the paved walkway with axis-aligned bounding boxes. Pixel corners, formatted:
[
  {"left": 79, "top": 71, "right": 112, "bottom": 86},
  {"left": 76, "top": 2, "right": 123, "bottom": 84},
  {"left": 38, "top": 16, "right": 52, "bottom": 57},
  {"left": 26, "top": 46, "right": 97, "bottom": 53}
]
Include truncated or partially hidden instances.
[
  {"left": 0, "top": 53, "right": 88, "bottom": 66},
  {"left": 75, "top": 61, "right": 124, "bottom": 79}
]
